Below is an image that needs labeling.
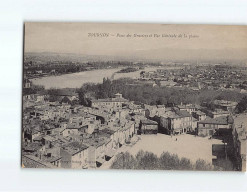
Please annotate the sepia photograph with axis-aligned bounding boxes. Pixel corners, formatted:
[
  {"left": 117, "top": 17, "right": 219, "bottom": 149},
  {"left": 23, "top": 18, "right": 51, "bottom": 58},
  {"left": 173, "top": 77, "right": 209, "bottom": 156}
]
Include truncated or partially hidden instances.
[{"left": 22, "top": 22, "right": 247, "bottom": 171}]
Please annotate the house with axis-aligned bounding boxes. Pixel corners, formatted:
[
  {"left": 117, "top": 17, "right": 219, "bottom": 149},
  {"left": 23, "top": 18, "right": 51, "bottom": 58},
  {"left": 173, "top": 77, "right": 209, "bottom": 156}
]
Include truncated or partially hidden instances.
[
  {"left": 160, "top": 109, "right": 192, "bottom": 135},
  {"left": 143, "top": 104, "right": 166, "bottom": 119},
  {"left": 60, "top": 141, "right": 89, "bottom": 169},
  {"left": 43, "top": 124, "right": 56, "bottom": 135},
  {"left": 35, "top": 70, "right": 43, "bottom": 74},
  {"left": 97, "top": 130, "right": 117, "bottom": 161},
  {"left": 91, "top": 93, "right": 128, "bottom": 109},
  {"left": 176, "top": 104, "right": 196, "bottom": 114},
  {"left": 83, "top": 124, "right": 95, "bottom": 134},
  {"left": 23, "top": 78, "right": 32, "bottom": 88},
  {"left": 130, "top": 114, "right": 145, "bottom": 132},
  {"left": 23, "top": 125, "right": 41, "bottom": 142},
  {"left": 118, "top": 121, "right": 135, "bottom": 143},
  {"left": 33, "top": 93, "right": 45, "bottom": 102},
  {"left": 207, "top": 109, "right": 230, "bottom": 119},
  {"left": 67, "top": 116, "right": 84, "bottom": 129},
  {"left": 40, "top": 147, "right": 62, "bottom": 168},
  {"left": 54, "top": 89, "right": 79, "bottom": 102},
  {"left": 159, "top": 80, "right": 177, "bottom": 87},
  {"left": 139, "top": 119, "right": 158, "bottom": 134},
  {"left": 61, "top": 127, "right": 79, "bottom": 136},
  {"left": 232, "top": 113, "right": 247, "bottom": 171},
  {"left": 213, "top": 100, "right": 238, "bottom": 112},
  {"left": 30, "top": 109, "right": 44, "bottom": 119},
  {"left": 42, "top": 135, "right": 57, "bottom": 149},
  {"left": 33, "top": 135, "right": 45, "bottom": 143},
  {"left": 98, "top": 128, "right": 118, "bottom": 150},
  {"left": 83, "top": 137, "right": 111, "bottom": 168},
  {"left": 192, "top": 110, "right": 207, "bottom": 121},
  {"left": 59, "top": 122, "right": 68, "bottom": 129},
  {"left": 52, "top": 127, "right": 79, "bottom": 137},
  {"left": 22, "top": 142, "right": 44, "bottom": 154},
  {"left": 192, "top": 117, "right": 198, "bottom": 132},
  {"left": 197, "top": 115, "right": 234, "bottom": 137}
]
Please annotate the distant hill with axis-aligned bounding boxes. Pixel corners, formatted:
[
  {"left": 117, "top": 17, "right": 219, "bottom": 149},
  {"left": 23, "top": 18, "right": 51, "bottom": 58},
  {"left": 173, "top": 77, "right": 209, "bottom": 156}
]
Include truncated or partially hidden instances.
[{"left": 25, "top": 48, "right": 247, "bottom": 65}]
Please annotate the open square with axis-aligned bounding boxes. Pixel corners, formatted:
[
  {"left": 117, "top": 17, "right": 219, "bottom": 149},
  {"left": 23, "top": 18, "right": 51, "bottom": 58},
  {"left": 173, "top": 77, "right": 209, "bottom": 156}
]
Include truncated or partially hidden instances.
[{"left": 127, "top": 134, "right": 223, "bottom": 164}]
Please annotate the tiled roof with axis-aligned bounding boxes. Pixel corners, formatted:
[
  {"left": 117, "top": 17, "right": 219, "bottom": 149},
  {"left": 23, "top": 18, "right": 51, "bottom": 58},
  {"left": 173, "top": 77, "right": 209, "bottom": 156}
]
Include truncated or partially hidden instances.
[
  {"left": 43, "top": 135, "right": 57, "bottom": 142},
  {"left": 22, "top": 155, "right": 57, "bottom": 168},
  {"left": 23, "top": 143, "right": 43, "bottom": 152},
  {"left": 99, "top": 128, "right": 116, "bottom": 136},
  {"left": 141, "top": 119, "right": 158, "bottom": 125},
  {"left": 83, "top": 137, "right": 111, "bottom": 148},
  {"left": 42, "top": 155, "right": 62, "bottom": 163},
  {"left": 62, "top": 141, "right": 89, "bottom": 155},
  {"left": 161, "top": 109, "right": 191, "bottom": 119},
  {"left": 33, "top": 135, "right": 45, "bottom": 141},
  {"left": 195, "top": 110, "right": 206, "bottom": 116}
]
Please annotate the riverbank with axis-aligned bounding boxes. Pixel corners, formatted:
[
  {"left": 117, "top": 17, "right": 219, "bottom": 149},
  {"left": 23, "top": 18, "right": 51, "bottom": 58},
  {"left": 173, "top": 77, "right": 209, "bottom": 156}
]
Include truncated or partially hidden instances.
[{"left": 30, "top": 66, "right": 163, "bottom": 89}]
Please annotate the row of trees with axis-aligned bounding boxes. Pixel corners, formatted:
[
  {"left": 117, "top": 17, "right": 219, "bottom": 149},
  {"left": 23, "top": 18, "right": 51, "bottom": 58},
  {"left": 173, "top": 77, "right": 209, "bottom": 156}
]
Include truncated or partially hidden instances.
[
  {"left": 110, "top": 150, "right": 234, "bottom": 171},
  {"left": 23, "top": 84, "right": 45, "bottom": 95},
  {"left": 25, "top": 64, "right": 88, "bottom": 75},
  {"left": 78, "top": 77, "right": 246, "bottom": 108},
  {"left": 23, "top": 77, "right": 247, "bottom": 113}
]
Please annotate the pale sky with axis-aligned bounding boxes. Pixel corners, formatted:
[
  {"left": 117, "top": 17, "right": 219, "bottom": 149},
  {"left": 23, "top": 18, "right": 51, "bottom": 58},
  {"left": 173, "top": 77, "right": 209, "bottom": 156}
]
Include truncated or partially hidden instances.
[{"left": 24, "top": 23, "right": 247, "bottom": 60}]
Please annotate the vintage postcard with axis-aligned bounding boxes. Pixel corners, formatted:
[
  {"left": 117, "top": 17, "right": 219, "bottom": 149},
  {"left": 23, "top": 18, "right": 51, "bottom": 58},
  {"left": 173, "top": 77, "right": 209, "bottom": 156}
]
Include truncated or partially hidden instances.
[{"left": 22, "top": 23, "right": 247, "bottom": 171}]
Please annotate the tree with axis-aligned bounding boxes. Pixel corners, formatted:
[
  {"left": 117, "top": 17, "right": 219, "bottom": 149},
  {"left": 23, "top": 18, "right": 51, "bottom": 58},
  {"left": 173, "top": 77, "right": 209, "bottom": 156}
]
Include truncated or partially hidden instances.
[
  {"left": 60, "top": 96, "right": 71, "bottom": 104},
  {"left": 194, "top": 159, "right": 213, "bottom": 171},
  {"left": 78, "top": 77, "right": 244, "bottom": 107},
  {"left": 136, "top": 151, "right": 159, "bottom": 170},
  {"left": 214, "top": 159, "right": 234, "bottom": 171},
  {"left": 47, "top": 88, "right": 60, "bottom": 102},
  {"left": 179, "top": 157, "right": 193, "bottom": 170},
  {"left": 111, "top": 152, "right": 137, "bottom": 169},
  {"left": 110, "top": 150, "right": 231, "bottom": 171},
  {"left": 159, "top": 152, "right": 180, "bottom": 170},
  {"left": 78, "top": 89, "right": 90, "bottom": 106},
  {"left": 235, "top": 96, "right": 247, "bottom": 113}
]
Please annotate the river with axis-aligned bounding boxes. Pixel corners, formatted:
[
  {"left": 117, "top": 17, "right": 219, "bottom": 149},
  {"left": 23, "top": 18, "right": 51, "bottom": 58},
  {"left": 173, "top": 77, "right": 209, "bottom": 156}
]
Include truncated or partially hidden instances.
[{"left": 31, "top": 66, "right": 181, "bottom": 89}]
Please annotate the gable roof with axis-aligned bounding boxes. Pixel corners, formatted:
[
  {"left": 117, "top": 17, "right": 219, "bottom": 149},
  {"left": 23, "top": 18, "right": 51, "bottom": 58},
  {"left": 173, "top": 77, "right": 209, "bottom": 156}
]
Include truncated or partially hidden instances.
[
  {"left": 43, "top": 135, "right": 57, "bottom": 142},
  {"left": 160, "top": 109, "right": 191, "bottom": 119},
  {"left": 198, "top": 115, "right": 234, "bottom": 125},
  {"left": 176, "top": 110, "right": 191, "bottom": 118},
  {"left": 62, "top": 141, "right": 89, "bottom": 155}
]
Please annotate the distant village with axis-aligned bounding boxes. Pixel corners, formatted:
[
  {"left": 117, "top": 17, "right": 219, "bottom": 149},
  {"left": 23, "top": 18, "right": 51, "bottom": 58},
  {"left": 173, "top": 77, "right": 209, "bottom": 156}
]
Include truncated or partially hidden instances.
[
  {"left": 139, "top": 64, "right": 247, "bottom": 93},
  {"left": 22, "top": 63, "right": 247, "bottom": 171}
]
